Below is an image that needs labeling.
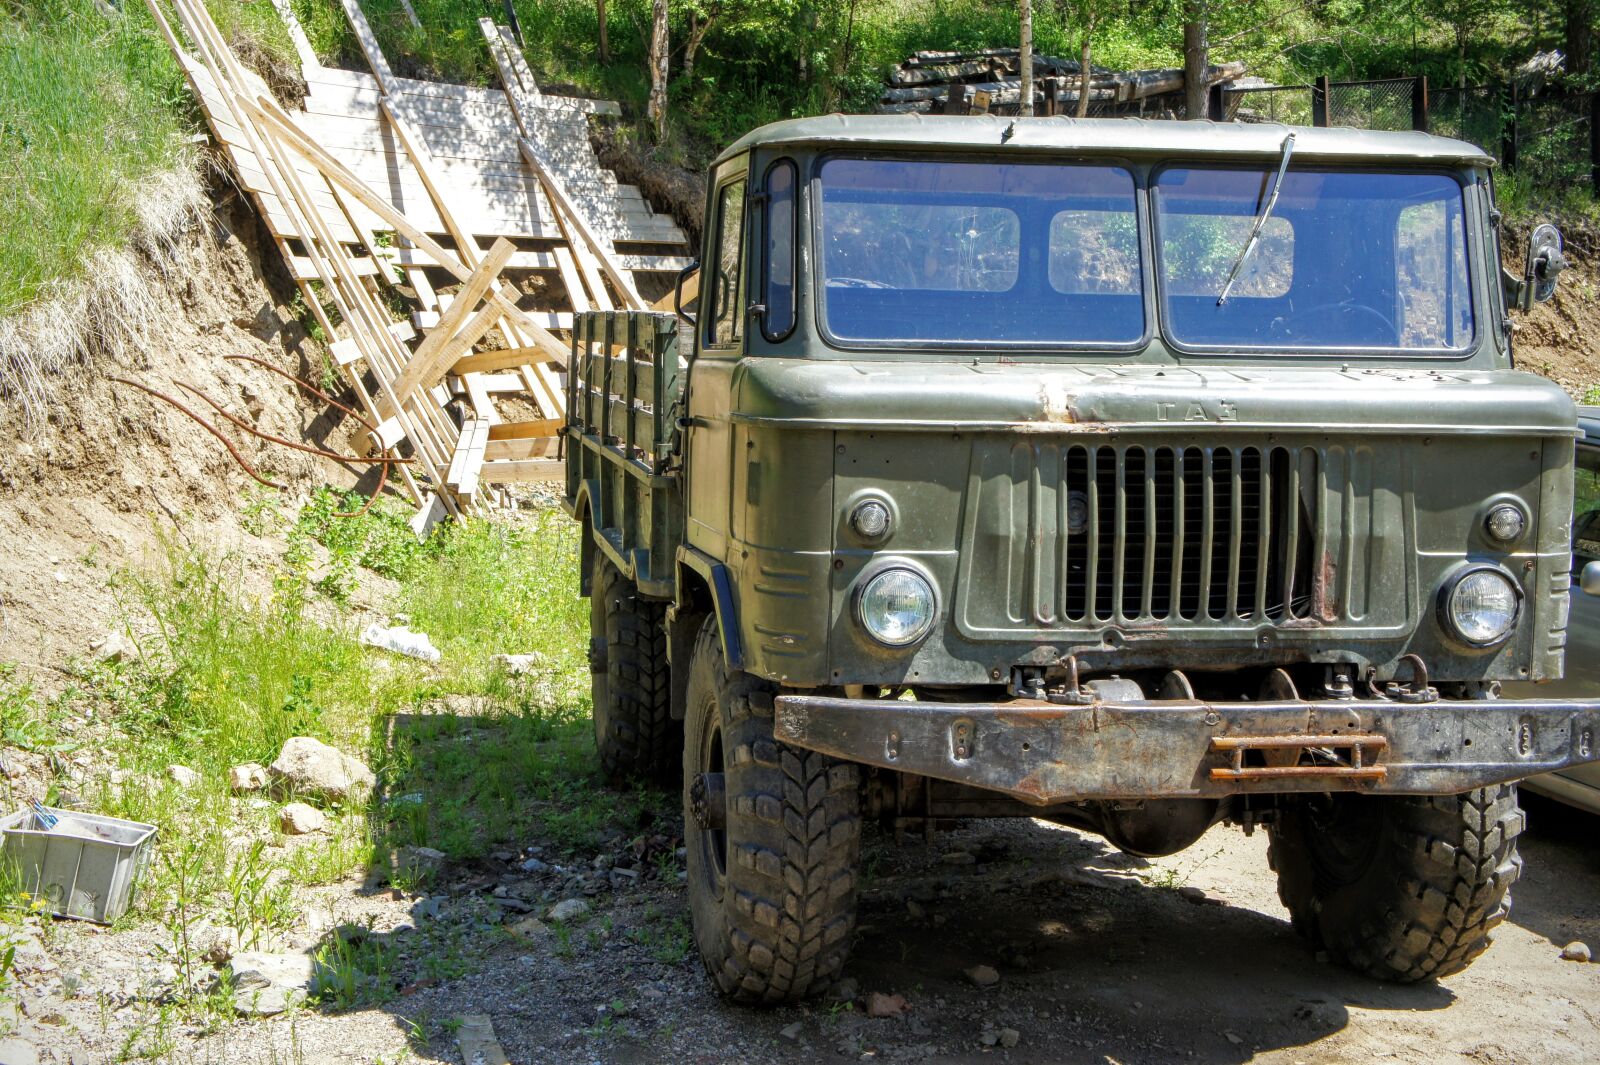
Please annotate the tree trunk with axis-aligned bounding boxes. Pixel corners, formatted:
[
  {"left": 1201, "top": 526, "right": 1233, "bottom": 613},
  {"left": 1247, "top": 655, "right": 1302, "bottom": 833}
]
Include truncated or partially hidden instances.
[
  {"left": 1568, "top": 0, "right": 1593, "bottom": 76},
  {"left": 1456, "top": 24, "right": 1467, "bottom": 90},
  {"left": 1019, "top": 0, "right": 1034, "bottom": 116},
  {"left": 684, "top": 12, "right": 713, "bottom": 84},
  {"left": 1076, "top": 31, "right": 1092, "bottom": 117},
  {"left": 597, "top": 0, "right": 609, "bottom": 64},
  {"left": 648, "top": 0, "right": 669, "bottom": 142},
  {"left": 1183, "top": 1, "right": 1208, "bottom": 120}
]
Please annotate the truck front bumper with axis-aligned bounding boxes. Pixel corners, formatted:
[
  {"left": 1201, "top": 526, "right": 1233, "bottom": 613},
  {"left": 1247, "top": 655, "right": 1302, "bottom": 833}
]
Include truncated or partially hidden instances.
[{"left": 773, "top": 694, "right": 1600, "bottom": 804}]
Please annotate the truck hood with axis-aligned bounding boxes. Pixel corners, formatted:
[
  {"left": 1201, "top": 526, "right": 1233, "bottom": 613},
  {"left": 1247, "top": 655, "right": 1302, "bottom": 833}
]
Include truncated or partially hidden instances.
[{"left": 730, "top": 361, "right": 1578, "bottom": 437}]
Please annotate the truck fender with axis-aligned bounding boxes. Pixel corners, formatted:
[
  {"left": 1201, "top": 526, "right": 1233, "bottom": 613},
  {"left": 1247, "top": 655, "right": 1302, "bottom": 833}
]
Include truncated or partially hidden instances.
[
  {"left": 670, "top": 547, "right": 745, "bottom": 720},
  {"left": 572, "top": 479, "right": 602, "bottom": 595}
]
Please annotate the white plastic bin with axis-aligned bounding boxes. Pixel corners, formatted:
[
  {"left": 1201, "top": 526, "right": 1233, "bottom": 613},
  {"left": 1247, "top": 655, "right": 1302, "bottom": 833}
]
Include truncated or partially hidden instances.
[{"left": 0, "top": 807, "right": 157, "bottom": 923}]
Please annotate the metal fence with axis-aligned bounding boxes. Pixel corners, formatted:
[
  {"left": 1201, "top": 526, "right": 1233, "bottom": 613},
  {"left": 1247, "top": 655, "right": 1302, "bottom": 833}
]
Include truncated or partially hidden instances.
[{"left": 1218, "top": 75, "right": 1600, "bottom": 196}]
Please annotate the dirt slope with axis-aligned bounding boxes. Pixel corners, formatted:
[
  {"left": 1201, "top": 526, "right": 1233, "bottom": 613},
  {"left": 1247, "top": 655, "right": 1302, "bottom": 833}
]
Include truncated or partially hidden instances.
[{"left": 0, "top": 172, "right": 364, "bottom": 684}]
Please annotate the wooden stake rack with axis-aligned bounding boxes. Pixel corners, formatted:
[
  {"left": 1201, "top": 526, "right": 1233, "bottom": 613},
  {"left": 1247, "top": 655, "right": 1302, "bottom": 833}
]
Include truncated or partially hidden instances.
[{"left": 148, "top": 0, "right": 692, "bottom": 524}]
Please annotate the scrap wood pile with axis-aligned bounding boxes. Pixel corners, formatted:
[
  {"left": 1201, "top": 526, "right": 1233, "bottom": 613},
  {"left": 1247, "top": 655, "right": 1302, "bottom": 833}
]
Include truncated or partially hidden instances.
[
  {"left": 143, "top": 0, "right": 691, "bottom": 529},
  {"left": 876, "top": 48, "right": 1246, "bottom": 117}
]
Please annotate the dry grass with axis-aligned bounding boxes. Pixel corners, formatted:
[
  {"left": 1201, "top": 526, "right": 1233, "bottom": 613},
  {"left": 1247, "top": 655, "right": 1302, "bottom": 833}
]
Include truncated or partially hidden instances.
[{"left": 0, "top": 162, "right": 208, "bottom": 424}]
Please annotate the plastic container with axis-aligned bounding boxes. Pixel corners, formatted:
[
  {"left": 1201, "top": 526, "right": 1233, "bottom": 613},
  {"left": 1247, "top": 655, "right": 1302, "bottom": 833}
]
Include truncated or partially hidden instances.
[{"left": 0, "top": 807, "right": 157, "bottom": 923}]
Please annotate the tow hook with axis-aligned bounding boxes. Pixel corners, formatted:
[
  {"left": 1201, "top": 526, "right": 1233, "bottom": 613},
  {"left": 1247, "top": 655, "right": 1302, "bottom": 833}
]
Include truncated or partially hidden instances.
[
  {"left": 689, "top": 772, "right": 726, "bottom": 831},
  {"left": 1373, "top": 654, "right": 1439, "bottom": 703}
]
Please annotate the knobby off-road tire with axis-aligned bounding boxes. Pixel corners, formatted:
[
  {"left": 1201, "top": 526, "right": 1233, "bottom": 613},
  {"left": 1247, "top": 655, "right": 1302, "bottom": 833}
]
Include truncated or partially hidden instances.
[
  {"left": 589, "top": 551, "right": 676, "bottom": 786},
  {"left": 683, "top": 618, "right": 861, "bottom": 1004},
  {"left": 1268, "top": 785, "right": 1523, "bottom": 982}
]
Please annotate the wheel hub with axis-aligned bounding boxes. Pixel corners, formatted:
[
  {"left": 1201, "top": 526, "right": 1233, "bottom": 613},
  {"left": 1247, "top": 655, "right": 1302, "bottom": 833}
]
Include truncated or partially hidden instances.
[{"left": 689, "top": 772, "right": 726, "bottom": 831}]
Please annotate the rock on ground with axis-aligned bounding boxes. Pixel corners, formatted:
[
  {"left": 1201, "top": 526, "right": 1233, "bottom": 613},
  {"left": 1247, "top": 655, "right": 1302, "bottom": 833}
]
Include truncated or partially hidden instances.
[
  {"left": 226, "top": 951, "right": 313, "bottom": 1017},
  {"left": 964, "top": 964, "right": 1000, "bottom": 987},
  {"left": 867, "top": 991, "right": 909, "bottom": 1018},
  {"left": 228, "top": 763, "right": 268, "bottom": 792},
  {"left": 1560, "top": 941, "right": 1591, "bottom": 962},
  {"left": 546, "top": 898, "right": 591, "bottom": 923},
  {"left": 279, "top": 802, "right": 326, "bottom": 835},
  {"left": 268, "top": 736, "right": 374, "bottom": 802},
  {"left": 166, "top": 764, "right": 198, "bottom": 788}
]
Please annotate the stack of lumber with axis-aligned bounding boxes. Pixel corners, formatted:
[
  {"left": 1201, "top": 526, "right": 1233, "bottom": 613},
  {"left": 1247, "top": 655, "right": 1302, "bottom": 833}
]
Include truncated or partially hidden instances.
[
  {"left": 876, "top": 49, "right": 1246, "bottom": 117},
  {"left": 147, "top": 0, "right": 692, "bottom": 528}
]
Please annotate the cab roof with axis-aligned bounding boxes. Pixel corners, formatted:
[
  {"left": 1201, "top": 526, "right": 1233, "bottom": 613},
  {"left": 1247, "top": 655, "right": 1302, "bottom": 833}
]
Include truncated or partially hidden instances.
[{"left": 717, "top": 114, "right": 1493, "bottom": 168}]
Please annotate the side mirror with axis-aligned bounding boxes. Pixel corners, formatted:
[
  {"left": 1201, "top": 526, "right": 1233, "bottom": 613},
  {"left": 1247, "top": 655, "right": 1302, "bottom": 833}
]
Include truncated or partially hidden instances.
[
  {"left": 673, "top": 263, "right": 699, "bottom": 328},
  {"left": 1521, "top": 223, "right": 1566, "bottom": 310},
  {"left": 1581, "top": 560, "right": 1600, "bottom": 596}
]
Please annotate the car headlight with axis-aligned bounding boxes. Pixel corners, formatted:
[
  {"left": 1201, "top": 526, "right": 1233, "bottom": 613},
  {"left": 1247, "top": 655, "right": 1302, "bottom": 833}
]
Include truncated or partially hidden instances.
[
  {"left": 1441, "top": 567, "right": 1521, "bottom": 646},
  {"left": 856, "top": 568, "right": 936, "bottom": 647}
]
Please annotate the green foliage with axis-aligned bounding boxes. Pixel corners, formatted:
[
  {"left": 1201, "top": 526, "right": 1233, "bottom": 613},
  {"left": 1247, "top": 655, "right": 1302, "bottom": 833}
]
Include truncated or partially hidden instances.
[{"left": 0, "top": 0, "right": 190, "bottom": 316}]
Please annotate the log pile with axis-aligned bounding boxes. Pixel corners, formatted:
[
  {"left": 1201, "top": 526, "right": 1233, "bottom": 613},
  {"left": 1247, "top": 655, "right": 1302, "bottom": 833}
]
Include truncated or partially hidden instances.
[{"left": 876, "top": 48, "right": 1246, "bottom": 117}]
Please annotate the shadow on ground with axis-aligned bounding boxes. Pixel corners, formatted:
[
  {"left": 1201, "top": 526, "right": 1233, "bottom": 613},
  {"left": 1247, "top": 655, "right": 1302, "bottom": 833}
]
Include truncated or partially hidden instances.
[{"left": 252, "top": 702, "right": 1600, "bottom": 1065}]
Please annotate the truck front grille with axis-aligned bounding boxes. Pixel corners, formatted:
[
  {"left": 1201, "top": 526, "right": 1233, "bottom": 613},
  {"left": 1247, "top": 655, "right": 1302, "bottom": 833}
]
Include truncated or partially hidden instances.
[{"left": 957, "top": 439, "right": 1389, "bottom": 636}]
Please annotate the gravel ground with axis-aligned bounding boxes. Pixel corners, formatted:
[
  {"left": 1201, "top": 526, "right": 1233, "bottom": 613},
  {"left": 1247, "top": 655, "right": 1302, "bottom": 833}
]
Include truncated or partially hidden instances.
[{"left": 9, "top": 789, "right": 1596, "bottom": 1065}]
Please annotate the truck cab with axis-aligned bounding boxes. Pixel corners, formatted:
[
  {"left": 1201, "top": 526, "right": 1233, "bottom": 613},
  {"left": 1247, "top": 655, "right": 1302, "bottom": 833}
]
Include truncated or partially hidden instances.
[{"left": 563, "top": 114, "right": 1599, "bottom": 1003}]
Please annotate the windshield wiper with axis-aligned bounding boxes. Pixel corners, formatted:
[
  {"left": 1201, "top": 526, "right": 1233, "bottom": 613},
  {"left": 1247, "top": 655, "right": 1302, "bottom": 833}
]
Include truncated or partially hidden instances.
[{"left": 1216, "top": 131, "right": 1296, "bottom": 307}]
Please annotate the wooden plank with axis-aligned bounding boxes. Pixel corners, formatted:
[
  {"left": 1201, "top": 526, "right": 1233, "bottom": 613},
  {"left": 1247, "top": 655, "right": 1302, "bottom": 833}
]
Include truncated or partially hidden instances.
[
  {"left": 330, "top": 338, "right": 363, "bottom": 366},
  {"left": 391, "top": 238, "right": 515, "bottom": 403},
  {"left": 305, "top": 64, "right": 621, "bottom": 115},
  {"left": 292, "top": 254, "right": 379, "bottom": 279},
  {"left": 455, "top": 1015, "right": 510, "bottom": 1065},
  {"left": 415, "top": 309, "right": 572, "bottom": 332},
  {"left": 519, "top": 137, "right": 646, "bottom": 310},
  {"left": 463, "top": 374, "right": 501, "bottom": 424},
  {"left": 397, "top": 299, "right": 503, "bottom": 407},
  {"left": 487, "top": 418, "right": 563, "bottom": 440},
  {"left": 268, "top": 0, "right": 320, "bottom": 71},
  {"left": 485, "top": 436, "right": 559, "bottom": 461},
  {"left": 479, "top": 458, "right": 564, "bottom": 483},
  {"left": 409, "top": 492, "right": 449, "bottom": 538},
  {"left": 652, "top": 269, "right": 697, "bottom": 312},
  {"left": 372, "top": 415, "right": 406, "bottom": 449},
  {"left": 243, "top": 98, "right": 571, "bottom": 368},
  {"left": 446, "top": 417, "right": 491, "bottom": 495},
  {"left": 454, "top": 346, "right": 557, "bottom": 375},
  {"left": 474, "top": 373, "right": 529, "bottom": 392},
  {"left": 336, "top": 0, "right": 396, "bottom": 89}
]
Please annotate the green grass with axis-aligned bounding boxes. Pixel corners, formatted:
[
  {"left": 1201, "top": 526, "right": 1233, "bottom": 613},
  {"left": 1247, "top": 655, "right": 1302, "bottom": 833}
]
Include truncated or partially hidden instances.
[
  {"left": 0, "top": 490, "right": 662, "bottom": 1017},
  {"left": 0, "top": 0, "right": 191, "bottom": 317}
]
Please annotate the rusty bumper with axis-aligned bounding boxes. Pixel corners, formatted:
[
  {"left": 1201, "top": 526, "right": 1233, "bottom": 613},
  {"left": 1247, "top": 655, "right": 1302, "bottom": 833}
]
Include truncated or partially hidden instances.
[{"left": 772, "top": 694, "right": 1600, "bottom": 805}]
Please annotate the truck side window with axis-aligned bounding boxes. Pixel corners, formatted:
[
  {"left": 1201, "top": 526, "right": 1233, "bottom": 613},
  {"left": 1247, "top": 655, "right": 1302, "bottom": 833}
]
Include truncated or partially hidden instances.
[
  {"left": 709, "top": 179, "right": 748, "bottom": 347},
  {"left": 1575, "top": 444, "right": 1600, "bottom": 566},
  {"left": 762, "top": 160, "right": 797, "bottom": 340}
]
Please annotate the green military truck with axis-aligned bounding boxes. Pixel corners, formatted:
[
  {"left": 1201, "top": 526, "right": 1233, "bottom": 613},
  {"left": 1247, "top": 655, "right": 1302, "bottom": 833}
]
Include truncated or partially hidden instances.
[{"left": 561, "top": 115, "right": 1600, "bottom": 1004}]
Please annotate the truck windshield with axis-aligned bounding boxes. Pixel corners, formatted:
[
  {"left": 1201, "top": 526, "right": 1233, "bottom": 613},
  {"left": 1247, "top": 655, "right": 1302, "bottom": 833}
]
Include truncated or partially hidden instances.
[
  {"left": 818, "top": 158, "right": 1144, "bottom": 347},
  {"left": 1153, "top": 168, "right": 1474, "bottom": 352}
]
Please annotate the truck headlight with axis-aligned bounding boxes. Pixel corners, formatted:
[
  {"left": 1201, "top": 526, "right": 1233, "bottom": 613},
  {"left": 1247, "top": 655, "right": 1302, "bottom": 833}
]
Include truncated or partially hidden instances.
[
  {"left": 856, "top": 567, "right": 935, "bottom": 647},
  {"left": 1440, "top": 566, "right": 1521, "bottom": 647}
]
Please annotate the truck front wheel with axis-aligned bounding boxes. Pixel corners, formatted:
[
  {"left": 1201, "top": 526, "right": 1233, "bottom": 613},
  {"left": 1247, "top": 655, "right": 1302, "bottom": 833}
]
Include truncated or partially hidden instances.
[
  {"left": 1268, "top": 785, "right": 1523, "bottom": 982},
  {"left": 682, "top": 618, "right": 861, "bottom": 1004},
  {"left": 589, "top": 552, "right": 676, "bottom": 786}
]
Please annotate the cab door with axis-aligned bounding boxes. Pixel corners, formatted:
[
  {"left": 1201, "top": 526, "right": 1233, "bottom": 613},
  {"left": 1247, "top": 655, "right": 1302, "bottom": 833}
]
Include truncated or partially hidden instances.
[{"left": 683, "top": 158, "right": 750, "bottom": 560}]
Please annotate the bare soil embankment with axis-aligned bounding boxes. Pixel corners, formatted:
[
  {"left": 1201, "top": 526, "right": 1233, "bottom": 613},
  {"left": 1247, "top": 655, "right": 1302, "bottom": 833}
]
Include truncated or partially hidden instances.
[{"left": 0, "top": 166, "right": 365, "bottom": 681}]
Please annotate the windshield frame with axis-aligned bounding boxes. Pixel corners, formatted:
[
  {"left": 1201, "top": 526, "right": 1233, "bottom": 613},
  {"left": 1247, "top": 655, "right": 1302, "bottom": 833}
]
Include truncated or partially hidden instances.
[
  {"left": 1149, "top": 162, "right": 1481, "bottom": 360},
  {"left": 808, "top": 150, "right": 1155, "bottom": 355}
]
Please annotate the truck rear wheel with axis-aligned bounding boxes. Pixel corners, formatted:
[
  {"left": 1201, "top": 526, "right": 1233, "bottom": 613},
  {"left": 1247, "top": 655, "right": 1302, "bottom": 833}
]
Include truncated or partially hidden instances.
[
  {"left": 1267, "top": 785, "right": 1523, "bottom": 982},
  {"left": 682, "top": 618, "right": 861, "bottom": 1004},
  {"left": 589, "top": 551, "right": 676, "bottom": 786}
]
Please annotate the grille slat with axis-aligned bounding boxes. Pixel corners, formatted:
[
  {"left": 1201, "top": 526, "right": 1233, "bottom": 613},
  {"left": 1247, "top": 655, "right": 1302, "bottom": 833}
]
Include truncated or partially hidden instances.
[{"left": 1037, "top": 443, "right": 1320, "bottom": 624}]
